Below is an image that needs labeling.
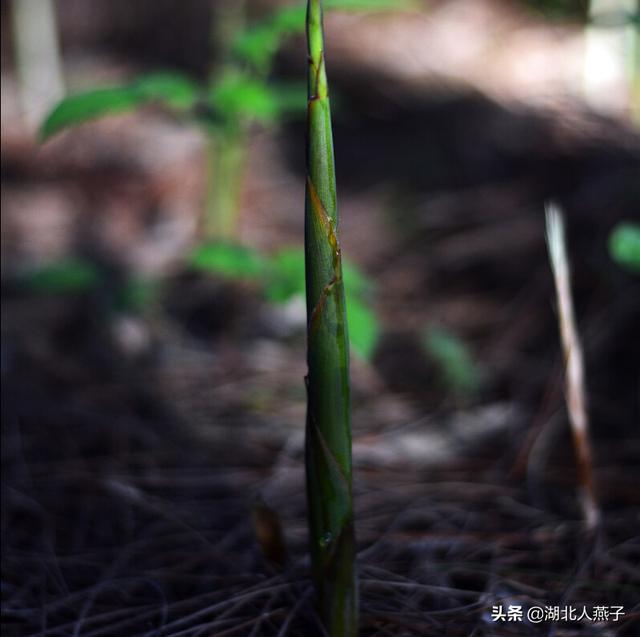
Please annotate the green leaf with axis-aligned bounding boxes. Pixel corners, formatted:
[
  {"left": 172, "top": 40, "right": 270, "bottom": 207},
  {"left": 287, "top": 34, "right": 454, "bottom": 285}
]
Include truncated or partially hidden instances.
[
  {"left": 342, "top": 259, "right": 374, "bottom": 299},
  {"left": 209, "top": 71, "right": 282, "bottom": 123},
  {"left": 232, "top": 6, "right": 306, "bottom": 71},
  {"left": 264, "top": 246, "right": 378, "bottom": 358},
  {"left": 609, "top": 223, "right": 640, "bottom": 274},
  {"left": 422, "top": 325, "right": 482, "bottom": 397},
  {"left": 346, "top": 296, "right": 379, "bottom": 359},
  {"left": 193, "top": 240, "right": 380, "bottom": 360},
  {"left": 22, "top": 259, "right": 100, "bottom": 294},
  {"left": 264, "top": 247, "right": 375, "bottom": 304},
  {"left": 189, "top": 242, "right": 267, "bottom": 279},
  {"left": 40, "top": 72, "right": 200, "bottom": 141},
  {"left": 40, "top": 87, "right": 142, "bottom": 141},
  {"left": 132, "top": 72, "right": 200, "bottom": 110},
  {"left": 264, "top": 248, "right": 306, "bottom": 303}
]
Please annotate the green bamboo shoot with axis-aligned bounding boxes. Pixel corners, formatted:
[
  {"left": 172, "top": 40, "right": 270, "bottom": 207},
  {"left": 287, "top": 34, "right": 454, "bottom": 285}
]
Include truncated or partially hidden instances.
[{"left": 304, "top": 1, "right": 358, "bottom": 635}]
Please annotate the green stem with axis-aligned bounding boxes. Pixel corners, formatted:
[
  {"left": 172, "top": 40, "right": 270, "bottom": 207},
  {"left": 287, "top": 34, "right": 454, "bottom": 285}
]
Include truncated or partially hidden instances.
[
  {"left": 203, "top": 0, "right": 248, "bottom": 242},
  {"left": 204, "top": 127, "right": 246, "bottom": 242},
  {"left": 304, "top": 2, "right": 357, "bottom": 635}
]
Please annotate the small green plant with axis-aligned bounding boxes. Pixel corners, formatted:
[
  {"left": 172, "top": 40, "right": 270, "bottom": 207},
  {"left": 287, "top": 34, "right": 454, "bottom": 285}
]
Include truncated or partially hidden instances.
[
  {"left": 41, "top": 67, "right": 298, "bottom": 241},
  {"left": 608, "top": 222, "right": 640, "bottom": 273},
  {"left": 41, "top": 0, "right": 408, "bottom": 241},
  {"left": 304, "top": 1, "right": 357, "bottom": 633},
  {"left": 40, "top": 0, "right": 403, "bottom": 358}
]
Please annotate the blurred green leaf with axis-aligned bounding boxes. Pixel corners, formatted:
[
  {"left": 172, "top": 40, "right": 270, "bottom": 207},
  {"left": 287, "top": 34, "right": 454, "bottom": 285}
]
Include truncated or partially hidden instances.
[
  {"left": 209, "top": 74, "right": 306, "bottom": 123},
  {"left": 40, "top": 87, "right": 142, "bottom": 141},
  {"left": 342, "top": 259, "right": 374, "bottom": 299},
  {"left": 264, "top": 248, "right": 306, "bottom": 302},
  {"left": 189, "top": 242, "right": 380, "bottom": 358},
  {"left": 40, "top": 72, "right": 200, "bottom": 141},
  {"left": 116, "top": 277, "right": 162, "bottom": 312},
  {"left": 347, "top": 296, "right": 380, "bottom": 360},
  {"left": 609, "top": 223, "right": 640, "bottom": 273},
  {"left": 22, "top": 259, "right": 100, "bottom": 294},
  {"left": 189, "top": 242, "right": 267, "bottom": 279},
  {"left": 422, "top": 325, "right": 481, "bottom": 397},
  {"left": 232, "top": 5, "right": 305, "bottom": 71},
  {"left": 264, "top": 247, "right": 375, "bottom": 303},
  {"left": 132, "top": 72, "right": 200, "bottom": 110},
  {"left": 264, "top": 246, "right": 378, "bottom": 358}
]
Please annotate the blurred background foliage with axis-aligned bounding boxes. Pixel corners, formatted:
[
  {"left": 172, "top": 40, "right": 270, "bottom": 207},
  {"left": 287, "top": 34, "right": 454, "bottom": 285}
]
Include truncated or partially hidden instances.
[{"left": 2, "top": 0, "right": 638, "bottom": 399}]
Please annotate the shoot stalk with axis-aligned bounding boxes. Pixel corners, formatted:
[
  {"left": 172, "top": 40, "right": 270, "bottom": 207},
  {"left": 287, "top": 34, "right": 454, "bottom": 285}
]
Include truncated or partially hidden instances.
[{"left": 304, "top": 1, "right": 357, "bottom": 634}]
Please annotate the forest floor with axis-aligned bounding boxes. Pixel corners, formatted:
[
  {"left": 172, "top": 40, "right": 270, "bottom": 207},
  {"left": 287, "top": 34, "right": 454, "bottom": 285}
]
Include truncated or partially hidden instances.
[{"left": 2, "top": 274, "right": 639, "bottom": 636}]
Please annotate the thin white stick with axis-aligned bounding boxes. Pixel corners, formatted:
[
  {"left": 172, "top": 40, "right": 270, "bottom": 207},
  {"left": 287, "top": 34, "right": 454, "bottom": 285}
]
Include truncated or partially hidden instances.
[{"left": 545, "top": 202, "right": 600, "bottom": 530}]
